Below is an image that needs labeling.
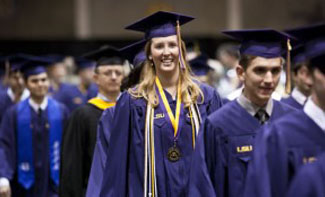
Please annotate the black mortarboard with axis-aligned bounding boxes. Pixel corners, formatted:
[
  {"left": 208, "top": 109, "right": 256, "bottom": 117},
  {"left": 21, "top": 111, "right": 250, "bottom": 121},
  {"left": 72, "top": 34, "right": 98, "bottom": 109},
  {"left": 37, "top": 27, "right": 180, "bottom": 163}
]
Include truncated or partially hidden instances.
[
  {"left": 119, "top": 39, "right": 146, "bottom": 67},
  {"left": 20, "top": 58, "right": 52, "bottom": 79},
  {"left": 82, "top": 46, "right": 125, "bottom": 67},
  {"left": 189, "top": 54, "right": 212, "bottom": 76}
]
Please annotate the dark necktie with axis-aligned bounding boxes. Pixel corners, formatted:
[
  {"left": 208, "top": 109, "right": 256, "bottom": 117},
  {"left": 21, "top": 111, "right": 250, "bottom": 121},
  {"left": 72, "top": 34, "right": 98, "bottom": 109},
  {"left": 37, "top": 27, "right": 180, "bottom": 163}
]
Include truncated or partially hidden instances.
[
  {"left": 38, "top": 108, "right": 42, "bottom": 117},
  {"left": 254, "top": 109, "right": 269, "bottom": 125}
]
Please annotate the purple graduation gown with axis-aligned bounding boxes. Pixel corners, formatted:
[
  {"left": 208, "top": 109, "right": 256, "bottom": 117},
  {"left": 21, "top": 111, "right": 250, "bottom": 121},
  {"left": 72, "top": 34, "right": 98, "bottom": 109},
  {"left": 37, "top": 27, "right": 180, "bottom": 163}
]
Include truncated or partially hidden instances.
[
  {"left": 188, "top": 100, "right": 297, "bottom": 197},
  {"left": 243, "top": 110, "right": 325, "bottom": 197},
  {"left": 99, "top": 83, "right": 222, "bottom": 197},
  {"left": 0, "top": 100, "right": 69, "bottom": 197}
]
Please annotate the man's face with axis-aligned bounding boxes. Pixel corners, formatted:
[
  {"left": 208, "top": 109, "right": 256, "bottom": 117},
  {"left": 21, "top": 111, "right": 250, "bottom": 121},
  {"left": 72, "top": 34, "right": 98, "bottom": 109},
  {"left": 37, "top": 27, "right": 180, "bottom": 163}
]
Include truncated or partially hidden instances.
[
  {"left": 48, "top": 63, "right": 67, "bottom": 84},
  {"left": 312, "top": 68, "right": 325, "bottom": 110},
  {"left": 79, "top": 67, "right": 95, "bottom": 86},
  {"left": 293, "top": 65, "right": 313, "bottom": 96},
  {"left": 94, "top": 65, "right": 124, "bottom": 95},
  {"left": 8, "top": 71, "right": 25, "bottom": 93},
  {"left": 26, "top": 72, "right": 50, "bottom": 98},
  {"left": 237, "top": 57, "right": 282, "bottom": 106}
]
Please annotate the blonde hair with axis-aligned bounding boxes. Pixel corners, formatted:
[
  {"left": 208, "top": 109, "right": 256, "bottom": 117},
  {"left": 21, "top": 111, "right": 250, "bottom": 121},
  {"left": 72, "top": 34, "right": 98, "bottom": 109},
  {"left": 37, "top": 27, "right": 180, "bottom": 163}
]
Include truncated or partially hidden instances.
[{"left": 129, "top": 39, "right": 204, "bottom": 108}]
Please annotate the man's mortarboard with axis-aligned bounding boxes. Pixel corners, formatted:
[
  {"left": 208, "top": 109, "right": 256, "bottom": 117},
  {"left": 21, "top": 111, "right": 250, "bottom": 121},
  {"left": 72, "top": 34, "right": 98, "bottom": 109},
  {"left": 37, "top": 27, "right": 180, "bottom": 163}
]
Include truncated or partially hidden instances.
[
  {"left": 285, "top": 23, "right": 325, "bottom": 72},
  {"left": 119, "top": 39, "right": 146, "bottom": 67},
  {"left": 189, "top": 54, "right": 212, "bottom": 76},
  {"left": 82, "top": 46, "right": 125, "bottom": 67},
  {"left": 20, "top": 58, "right": 52, "bottom": 79},
  {"left": 222, "top": 29, "right": 294, "bottom": 93},
  {"left": 222, "top": 29, "right": 293, "bottom": 58},
  {"left": 74, "top": 57, "right": 96, "bottom": 71}
]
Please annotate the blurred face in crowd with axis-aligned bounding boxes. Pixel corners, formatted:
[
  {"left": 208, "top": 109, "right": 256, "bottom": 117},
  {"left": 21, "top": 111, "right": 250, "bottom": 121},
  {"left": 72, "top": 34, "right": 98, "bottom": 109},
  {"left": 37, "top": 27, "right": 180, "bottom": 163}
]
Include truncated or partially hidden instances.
[
  {"left": 293, "top": 64, "right": 313, "bottom": 96},
  {"left": 150, "top": 35, "right": 180, "bottom": 76},
  {"left": 94, "top": 65, "right": 124, "bottom": 95},
  {"left": 48, "top": 63, "right": 67, "bottom": 84},
  {"left": 312, "top": 68, "right": 325, "bottom": 110},
  {"left": 8, "top": 71, "right": 25, "bottom": 94},
  {"left": 79, "top": 67, "right": 94, "bottom": 86},
  {"left": 237, "top": 56, "right": 282, "bottom": 107},
  {"left": 26, "top": 72, "right": 50, "bottom": 99}
]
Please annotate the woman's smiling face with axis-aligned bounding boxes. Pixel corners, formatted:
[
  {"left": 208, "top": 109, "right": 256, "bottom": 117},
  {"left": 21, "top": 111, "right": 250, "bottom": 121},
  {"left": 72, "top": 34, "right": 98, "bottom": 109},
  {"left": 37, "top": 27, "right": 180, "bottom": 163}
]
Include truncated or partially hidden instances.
[{"left": 150, "top": 35, "right": 180, "bottom": 75}]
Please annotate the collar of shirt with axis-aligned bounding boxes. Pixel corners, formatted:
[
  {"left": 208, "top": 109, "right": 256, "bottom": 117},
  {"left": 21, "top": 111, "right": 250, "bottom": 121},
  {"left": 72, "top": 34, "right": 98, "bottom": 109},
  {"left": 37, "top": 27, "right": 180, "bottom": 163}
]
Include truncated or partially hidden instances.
[
  {"left": 97, "top": 93, "right": 121, "bottom": 102},
  {"left": 7, "top": 88, "right": 30, "bottom": 102},
  {"left": 291, "top": 87, "right": 307, "bottom": 105},
  {"left": 28, "top": 96, "right": 48, "bottom": 114},
  {"left": 237, "top": 92, "right": 273, "bottom": 117},
  {"left": 304, "top": 97, "right": 325, "bottom": 131}
]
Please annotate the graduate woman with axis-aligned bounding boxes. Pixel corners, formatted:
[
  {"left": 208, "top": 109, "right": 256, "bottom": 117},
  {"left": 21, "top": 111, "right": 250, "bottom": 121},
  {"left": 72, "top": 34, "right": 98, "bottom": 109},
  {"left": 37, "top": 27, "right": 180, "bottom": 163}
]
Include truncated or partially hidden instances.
[{"left": 99, "top": 11, "right": 222, "bottom": 197}]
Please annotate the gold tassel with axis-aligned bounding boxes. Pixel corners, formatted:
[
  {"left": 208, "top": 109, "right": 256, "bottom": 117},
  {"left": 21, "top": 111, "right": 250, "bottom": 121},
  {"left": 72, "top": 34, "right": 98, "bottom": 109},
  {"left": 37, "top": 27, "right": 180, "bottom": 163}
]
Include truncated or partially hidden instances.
[
  {"left": 285, "top": 39, "right": 292, "bottom": 94},
  {"left": 176, "top": 20, "right": 186, "bottom": 69}
]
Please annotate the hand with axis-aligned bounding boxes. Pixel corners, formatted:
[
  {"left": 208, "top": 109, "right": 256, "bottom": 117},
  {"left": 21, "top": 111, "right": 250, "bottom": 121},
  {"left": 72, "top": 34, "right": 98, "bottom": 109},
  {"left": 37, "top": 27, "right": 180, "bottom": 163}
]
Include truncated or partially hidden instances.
[{"left": 0, "top": 185, "right": 11, "bottom": 197}]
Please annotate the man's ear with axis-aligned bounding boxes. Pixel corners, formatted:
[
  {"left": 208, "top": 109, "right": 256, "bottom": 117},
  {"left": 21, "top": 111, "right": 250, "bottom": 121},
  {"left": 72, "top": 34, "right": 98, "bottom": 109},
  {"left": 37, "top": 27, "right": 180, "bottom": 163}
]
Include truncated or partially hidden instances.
[{"left": 236, "top": 65, "right": 245, "bottom": 82}]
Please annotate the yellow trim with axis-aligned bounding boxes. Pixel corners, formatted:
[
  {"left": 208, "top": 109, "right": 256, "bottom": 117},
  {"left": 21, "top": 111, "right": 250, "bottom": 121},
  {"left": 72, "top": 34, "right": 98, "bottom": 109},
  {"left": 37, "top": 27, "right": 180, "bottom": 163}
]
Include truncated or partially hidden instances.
[
  {"left": 88, "top": 97, "right": 116, "bottom": 110},
  {"left": 155, "top": 77, "right": 182, "bottom": 137}
]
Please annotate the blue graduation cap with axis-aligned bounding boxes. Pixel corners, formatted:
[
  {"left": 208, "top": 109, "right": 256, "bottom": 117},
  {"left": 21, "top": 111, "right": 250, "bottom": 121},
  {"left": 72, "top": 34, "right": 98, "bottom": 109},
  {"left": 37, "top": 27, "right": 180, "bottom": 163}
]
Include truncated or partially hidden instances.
[
  {"left": 6, "top": 53, "right": 46, "bottom": 72},
  {"left": 223, "top": 29, "right": 295, "bottom": 93},
  {"left": 20, "top": 58, "right": 52, "bottom": 79},
  {"left": 119, "top": 39, "right": 146, "bottom": 67},
  {"left": 286, "top": 23, "right": 325, "bottom": 61},
  {"left": 82, "top": 46, "right": 125, "bottom": 67},
  {"left": 222, "top": 29, "right": 294, "bottom": 58},
  {"left": 125, "top": 11, "right": 194, "bottom": 70},
  {"left": 189, "top": 54, "right": 212, "bottom": 76},
  {"left": 74, "top": 57, "right": 96, "bottom": 71},
  {"left": 42, "top": 54, "right": 65, "bottom": 65},
  {"left": 125, "top": 11, "right": 194, "bottom": 40},
  {"left": 291, "top": 45, "right": 307, "bottom": 66}
]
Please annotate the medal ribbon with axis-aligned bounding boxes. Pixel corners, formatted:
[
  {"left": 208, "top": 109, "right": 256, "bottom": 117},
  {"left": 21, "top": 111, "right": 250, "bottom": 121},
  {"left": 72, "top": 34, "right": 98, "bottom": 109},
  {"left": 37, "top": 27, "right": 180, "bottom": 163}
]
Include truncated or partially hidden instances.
[{"left": 155, "top": 76, "right": 182, "bottom": 138}]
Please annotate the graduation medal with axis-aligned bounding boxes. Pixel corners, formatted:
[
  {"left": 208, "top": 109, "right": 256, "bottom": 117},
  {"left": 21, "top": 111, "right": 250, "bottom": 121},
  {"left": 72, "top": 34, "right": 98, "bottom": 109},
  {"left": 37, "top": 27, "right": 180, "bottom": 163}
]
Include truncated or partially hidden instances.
[
  {"left": 156, "top": 77, "right": 183, "bottom": 162},
  {"left": 167, "top": 142, "right": 181, "bottom": 162}
]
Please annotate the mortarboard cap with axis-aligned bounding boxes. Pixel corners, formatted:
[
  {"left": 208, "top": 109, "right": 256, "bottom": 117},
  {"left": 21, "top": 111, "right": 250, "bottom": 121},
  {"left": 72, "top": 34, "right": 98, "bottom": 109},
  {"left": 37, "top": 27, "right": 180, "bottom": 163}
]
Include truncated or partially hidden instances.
[
  {"left": 42, "top": 54, "right": 65, "bottom": 65},
  {"left": 20, "top": 58, "right": 52, "bottom": 79},
  {"left": 286, "top": 23, "right": 325, "bottom": 61},
  {"left": 82, "top": 46, "right": 125, "bottom": 67},
  {"left": 74, "top": 57, "right": 96, "bottom": 71},
  {"left": 189, "top": 54, "right": 212, "bottom": 76},
  {"left": 290, "top": 44, "right": 307, "bottom": 67},
  {"left": 222, "top": 29, "right": 294, "bottom": 58},
  {"left": 119, "top": 39, "right": 146, "bottom": 67},
  {"left": 125, "top": 11, "right": 194, "bottom": 40},
  {"left": 7, "top": 53, "right": 46, "bottom": 72}
]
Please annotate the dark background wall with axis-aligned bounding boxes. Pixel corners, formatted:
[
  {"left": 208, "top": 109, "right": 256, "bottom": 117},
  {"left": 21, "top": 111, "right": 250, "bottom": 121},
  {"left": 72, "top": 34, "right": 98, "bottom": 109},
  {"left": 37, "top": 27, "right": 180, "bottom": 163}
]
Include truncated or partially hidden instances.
[{"left": 0, "top": 0, "right": 323, "bottom": 56}]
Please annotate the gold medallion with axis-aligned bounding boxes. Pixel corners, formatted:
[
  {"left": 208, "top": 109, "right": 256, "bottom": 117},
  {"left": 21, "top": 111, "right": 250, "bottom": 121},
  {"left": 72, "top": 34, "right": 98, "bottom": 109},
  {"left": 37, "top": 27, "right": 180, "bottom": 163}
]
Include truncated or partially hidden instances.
[{"left": 167, "top": 145, "right": 181, "bottom": 162}]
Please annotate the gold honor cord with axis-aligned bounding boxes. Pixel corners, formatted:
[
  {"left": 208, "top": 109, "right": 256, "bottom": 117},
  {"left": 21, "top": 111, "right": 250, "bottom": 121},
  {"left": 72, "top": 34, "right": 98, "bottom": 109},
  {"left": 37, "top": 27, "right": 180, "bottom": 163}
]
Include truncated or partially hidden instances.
[
  {"left": 176, "top": 20, "right": 186, "bottom": 69},
  {"left": 285, "top": 39, "right": 292, "bottom": 94},
  {"left": 155, "top": 76, "right": 182, "bottom": 137}
]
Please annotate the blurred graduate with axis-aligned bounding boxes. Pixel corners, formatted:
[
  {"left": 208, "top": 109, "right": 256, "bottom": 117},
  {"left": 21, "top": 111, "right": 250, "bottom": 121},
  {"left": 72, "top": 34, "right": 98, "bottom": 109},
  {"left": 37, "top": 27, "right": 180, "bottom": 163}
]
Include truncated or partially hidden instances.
[
  {"left": 0, "top": 58, "right": 69, "bottom": 197},
  {"left": 86, "top": 39, "right": 146, "bottom": 197},
  {"left": 280, "top": 31, "right": 313, "bottom": 109},
  {"left": 59, "top": 47, "right": 126, "bottom": 197}
]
